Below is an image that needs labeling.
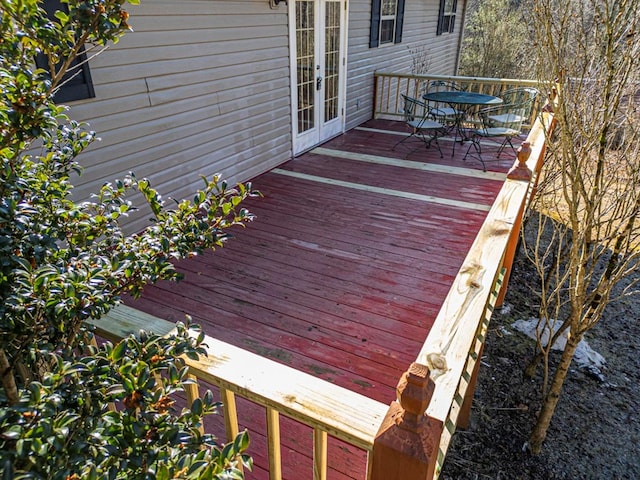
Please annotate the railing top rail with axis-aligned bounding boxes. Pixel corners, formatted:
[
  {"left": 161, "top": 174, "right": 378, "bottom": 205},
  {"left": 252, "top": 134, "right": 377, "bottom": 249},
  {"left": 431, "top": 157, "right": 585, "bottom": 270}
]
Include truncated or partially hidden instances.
[
  {"left": 416, "top": 111, "right": 554, "bottom": 423},
  {"left": 374, "top": 72, "right": 541, "bottom": 88},
  {"left": 90, "top": 305, "right": 388, "bottom": 452}
]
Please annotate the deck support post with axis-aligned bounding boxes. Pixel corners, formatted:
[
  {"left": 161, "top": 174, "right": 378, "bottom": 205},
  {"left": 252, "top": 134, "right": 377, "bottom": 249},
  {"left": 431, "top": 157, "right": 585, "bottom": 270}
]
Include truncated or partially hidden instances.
[{"left": 370, "top": 363, "right": 443, "bottom": 480}]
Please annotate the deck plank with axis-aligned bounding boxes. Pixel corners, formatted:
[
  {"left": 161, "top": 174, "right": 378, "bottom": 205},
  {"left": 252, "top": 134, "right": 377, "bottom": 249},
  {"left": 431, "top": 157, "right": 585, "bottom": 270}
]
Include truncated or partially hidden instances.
[{"left": 126, "top": 120, "right": 520, "bottom": 479}]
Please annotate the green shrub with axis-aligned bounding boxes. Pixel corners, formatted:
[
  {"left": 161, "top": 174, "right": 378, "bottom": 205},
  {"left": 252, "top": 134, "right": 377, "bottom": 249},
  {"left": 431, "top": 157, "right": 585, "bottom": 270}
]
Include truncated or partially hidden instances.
[
  {"left": 1, "top": 0, "right": 256, "bottom": 476},
  {"left": 0, "top": 321, "right": 252, "bottom": 479}
]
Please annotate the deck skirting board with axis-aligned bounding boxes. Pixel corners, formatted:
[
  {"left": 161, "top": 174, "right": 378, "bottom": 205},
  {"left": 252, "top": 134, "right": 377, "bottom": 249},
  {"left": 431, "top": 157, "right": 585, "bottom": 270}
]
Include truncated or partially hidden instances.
[
  {"left": 311, "top": 146, "right": 506, "bottom": 181},
  {"left": 271, "top": 169, "right": 491, "bottom": 212}
]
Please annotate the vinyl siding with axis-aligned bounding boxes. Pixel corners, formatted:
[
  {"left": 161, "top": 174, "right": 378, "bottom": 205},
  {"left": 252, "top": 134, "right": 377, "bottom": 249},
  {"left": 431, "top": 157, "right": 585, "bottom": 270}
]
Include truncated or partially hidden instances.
[
  {"left": 345, "top": 0, "right": 466, "bottom": 129},
  {"left": 69, "top": 0, "right": 292, "bottom": 234}
]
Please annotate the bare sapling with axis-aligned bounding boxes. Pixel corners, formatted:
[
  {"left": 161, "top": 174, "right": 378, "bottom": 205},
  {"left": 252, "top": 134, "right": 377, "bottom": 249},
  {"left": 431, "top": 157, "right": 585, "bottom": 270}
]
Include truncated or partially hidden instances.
[{"left": 523, "top": 0, "right": 640, "bottom": 453}]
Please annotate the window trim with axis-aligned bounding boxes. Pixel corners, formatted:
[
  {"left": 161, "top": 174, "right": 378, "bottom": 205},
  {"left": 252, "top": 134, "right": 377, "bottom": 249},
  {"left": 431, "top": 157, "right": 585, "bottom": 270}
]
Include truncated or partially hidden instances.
[
  {"left": 369, "top": 0, "right": 406, "bottom": 48},
  {"left": 437, "top": 0, "right": 458, "bottom": 36}
]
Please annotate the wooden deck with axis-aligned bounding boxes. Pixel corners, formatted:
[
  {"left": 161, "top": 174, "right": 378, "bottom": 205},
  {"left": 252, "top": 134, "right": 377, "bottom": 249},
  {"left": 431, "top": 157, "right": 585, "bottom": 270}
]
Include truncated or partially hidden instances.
[{"left": 126, "top": 119, "right": 521, "bottom": 479}]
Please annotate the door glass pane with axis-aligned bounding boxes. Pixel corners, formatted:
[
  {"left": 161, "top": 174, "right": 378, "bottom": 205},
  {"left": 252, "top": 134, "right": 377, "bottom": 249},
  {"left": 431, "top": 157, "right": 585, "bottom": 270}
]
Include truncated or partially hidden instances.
[
  {"left": 324, "top": 0, "right": 340, "bottom": 123},
  {"left": 297, "top": 0, "right": 315, "bottom": 133}
]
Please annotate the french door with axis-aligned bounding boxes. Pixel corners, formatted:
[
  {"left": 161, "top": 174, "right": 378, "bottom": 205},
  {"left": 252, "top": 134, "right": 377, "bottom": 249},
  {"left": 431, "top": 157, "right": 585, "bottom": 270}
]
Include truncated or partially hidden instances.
[{"left": 289, "top": 0, "right": 347, "bottom": 155}]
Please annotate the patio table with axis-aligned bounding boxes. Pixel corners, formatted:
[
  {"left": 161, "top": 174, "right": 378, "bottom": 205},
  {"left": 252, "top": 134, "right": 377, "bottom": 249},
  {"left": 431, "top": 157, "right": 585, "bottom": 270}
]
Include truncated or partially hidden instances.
[{"left": 422, "top": 91, "right": 503, "bottom": 155}]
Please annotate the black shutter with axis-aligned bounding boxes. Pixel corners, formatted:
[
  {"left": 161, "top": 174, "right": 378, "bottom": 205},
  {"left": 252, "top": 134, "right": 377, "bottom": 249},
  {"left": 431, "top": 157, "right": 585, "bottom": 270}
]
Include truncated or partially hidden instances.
[
  {"left": 436, "top": 0, "right": 446, "bottom": 35},
  {"left": 394, "top": 0, "right": 405, "bottom": 43},
  {"left": 35, "top": 0, "right": 96, "bottom": 102},
  {"left": 369, "top": 0, "right": 381, "bottom": 48}
]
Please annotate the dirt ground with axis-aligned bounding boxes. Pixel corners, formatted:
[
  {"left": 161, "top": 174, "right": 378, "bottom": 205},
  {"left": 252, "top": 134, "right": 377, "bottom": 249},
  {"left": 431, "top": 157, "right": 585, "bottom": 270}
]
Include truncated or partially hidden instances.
[{"left": 439, "top": 221, "right": 640, "bottom": 480}]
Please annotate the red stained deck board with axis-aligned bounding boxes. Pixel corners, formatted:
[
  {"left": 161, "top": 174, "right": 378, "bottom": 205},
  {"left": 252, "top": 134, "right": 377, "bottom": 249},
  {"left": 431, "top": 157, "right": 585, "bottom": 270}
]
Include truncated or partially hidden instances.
[
  {"left": 132, "top": 289, "right": 401, "bottom": 399},
  {"left": 244, "top": 185, "right": 483, "bottom": 257},
  {"left": 241, "top": 200, "right": 473, "bottom": 275},
  {"left": 243, "top": 176, "right": 487, "bottom": 264},
  {"left": 177, "top": 252, "right": 437, "bottom": 338},
  {"left": 278, "top": 155, "right": 504, "bottom": 206},
  {"left": 232, "top": 210, "right": 461, "bottom": 283},
  {"left": 221, "top": 224, "right": 454, "bottom": 299},
  {"left": 253, "top": 163, "right": 490, "bottom": 225},
  {"left": 183, "top": 241, "right": 441, "bottom": 321},
  {"left": 150, "top": 268, "right": 420, "bottom": 374},
  {"left": 126, "top": 119, "right": 513, "bottom": 480}
]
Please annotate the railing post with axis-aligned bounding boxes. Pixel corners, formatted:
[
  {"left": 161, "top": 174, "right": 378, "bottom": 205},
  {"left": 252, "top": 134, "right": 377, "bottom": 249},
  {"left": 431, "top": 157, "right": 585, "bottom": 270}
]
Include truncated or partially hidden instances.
[
  {"left": 370, "top": 363, "right": 443, "bottom": 480},
  {"left": 495, "top": 142, "right": 533, "bottom": 308},
  {"left": 506, "top": 141, "right": 532, "bottom": 181},
  {"left": 373, "top": 73, "right": 380, "bottom": 116}
]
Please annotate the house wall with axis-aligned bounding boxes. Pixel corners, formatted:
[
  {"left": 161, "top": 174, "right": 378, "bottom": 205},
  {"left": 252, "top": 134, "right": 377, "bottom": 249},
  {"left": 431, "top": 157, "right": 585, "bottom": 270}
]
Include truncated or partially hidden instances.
[
  {"left": 66, "top": 0, "right": 464, "bottom": 233},
  {"left": 69, "top": 0, "right": 292, "bottom": 234},
  {"left": 345, "top": 0, "right": 466, "bottom": 129}
]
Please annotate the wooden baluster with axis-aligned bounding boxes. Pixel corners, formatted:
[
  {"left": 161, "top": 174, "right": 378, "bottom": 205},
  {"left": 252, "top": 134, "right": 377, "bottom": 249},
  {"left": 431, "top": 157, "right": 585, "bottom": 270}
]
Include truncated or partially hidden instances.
[
  {"left": 153, "top": 371, "right": 164, "bottom": 391},
  {"left": 183, "top": 373, "right": 199, "bottom": 405},
  {"left": 313, "top": 428, "right": 328, "bottom": 480},
  {"left": 220, "top": 387, "right": 239, "bottom": 442},
  {"left": 394, "top": 77, "right": 401, "bottom": 115},
  {"left": 219, "top": 387, "right": 243, "bottom": 475},
  {"left": 373, "top": 74, "right": 380, "bottom": 114},
  {"left": 370, "top": 363, "right": 443, "bottom": 480},
  {"left": 457, "top": 268, "right": 505, "bottom": 429},
  {"left": 184, "top": 373, "right": 203, "bottom": 434},
  {"left": 266, "top": 407, "right": 282, "bottom": 480}
]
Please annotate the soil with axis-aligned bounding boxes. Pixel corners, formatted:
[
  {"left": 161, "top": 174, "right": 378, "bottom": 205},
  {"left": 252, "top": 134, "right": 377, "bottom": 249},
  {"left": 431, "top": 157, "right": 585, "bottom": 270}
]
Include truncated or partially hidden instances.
[{"left": 439, "top": 218, "right": 640, "bottom": 480}]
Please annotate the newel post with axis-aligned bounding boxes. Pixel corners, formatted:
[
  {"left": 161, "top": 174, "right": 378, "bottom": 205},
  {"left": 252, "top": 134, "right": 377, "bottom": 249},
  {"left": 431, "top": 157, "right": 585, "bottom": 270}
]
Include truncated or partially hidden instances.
[
  {"left": 506, "top": 140, "right": 532, "bottom": 181},
  {"left": 495, "top": 142, "right": 532, "bottom": 308},
  {"left": 370, "top": 363, "right": 443, "bottom": 480}
]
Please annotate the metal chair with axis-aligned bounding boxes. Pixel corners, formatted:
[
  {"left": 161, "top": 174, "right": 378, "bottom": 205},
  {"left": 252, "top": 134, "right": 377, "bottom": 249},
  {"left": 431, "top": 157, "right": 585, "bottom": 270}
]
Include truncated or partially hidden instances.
[
  {"left": 394, "top": 94, "right": 445, "bottom": 157},
  {"left": 463, "top": 88, "right": 539, "bottom": 170},
  {"left": 463, "top": 101, "right": 529, "bottom": 171},
  {"left": 486, "top": 87, "right": 539, "bottom": 127},
  {"left": 425, "top": 80, "right": 465, "bottom": 129}
]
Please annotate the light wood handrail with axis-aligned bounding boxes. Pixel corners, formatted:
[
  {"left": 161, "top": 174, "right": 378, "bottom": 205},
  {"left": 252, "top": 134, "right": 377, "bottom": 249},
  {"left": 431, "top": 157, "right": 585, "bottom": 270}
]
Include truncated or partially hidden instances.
[
  {"left": 90, "top": 305, "right": 388, "bottom": 473},
  {"left": 369, "top": 108, "right": 556, "bottom": 480}
]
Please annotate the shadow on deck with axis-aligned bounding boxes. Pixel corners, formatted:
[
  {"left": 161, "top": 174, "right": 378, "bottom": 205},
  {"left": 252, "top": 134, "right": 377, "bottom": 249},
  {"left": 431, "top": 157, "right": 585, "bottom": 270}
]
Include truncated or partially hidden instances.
[{"left": 127, "top": 119, "right": 524, "bottom": 479}]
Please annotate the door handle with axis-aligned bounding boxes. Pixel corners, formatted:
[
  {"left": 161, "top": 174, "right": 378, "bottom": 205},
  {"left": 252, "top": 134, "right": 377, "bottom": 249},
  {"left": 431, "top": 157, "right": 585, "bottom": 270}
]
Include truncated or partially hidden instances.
[{"left": 316, "top": 76, "right": 322, "bottom": 91}]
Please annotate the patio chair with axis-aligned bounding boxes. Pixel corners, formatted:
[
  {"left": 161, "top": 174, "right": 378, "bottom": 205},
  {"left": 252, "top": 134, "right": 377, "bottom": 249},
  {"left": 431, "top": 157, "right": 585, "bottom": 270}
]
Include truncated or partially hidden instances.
[
  {"left": 425, "top": 80, "right": 465, "bottom": 129},
  {"left": 486, "top": 87, "right": 539, "bottom": 127},
  {"left": 462, "top": 101, "right": 529, "bottom": 171},
  {"left": 394, "top": 94, "right": 445, "bottom": 157}
]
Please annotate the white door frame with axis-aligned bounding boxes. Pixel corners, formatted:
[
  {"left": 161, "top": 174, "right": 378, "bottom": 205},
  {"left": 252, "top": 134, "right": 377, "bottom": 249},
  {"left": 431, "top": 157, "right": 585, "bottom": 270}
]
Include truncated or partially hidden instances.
[{"left": 288, "top": 0, "right": 348, "bottom": 155}]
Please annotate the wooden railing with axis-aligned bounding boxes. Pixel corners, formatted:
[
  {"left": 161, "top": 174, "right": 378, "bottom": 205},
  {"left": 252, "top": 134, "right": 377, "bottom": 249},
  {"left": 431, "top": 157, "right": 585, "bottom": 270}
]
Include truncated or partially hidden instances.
[
  {"left": 373, "top": 72, "right": 543, "bottom": 129},
  {"left": 91, "top": 305, "right": 389, "bottom": 480},
  {"left": 400, "top": 107, "right": 555, "bottom": 480},
  {"left": 92, "top": 83, "right": 556, "bottom": 480}
]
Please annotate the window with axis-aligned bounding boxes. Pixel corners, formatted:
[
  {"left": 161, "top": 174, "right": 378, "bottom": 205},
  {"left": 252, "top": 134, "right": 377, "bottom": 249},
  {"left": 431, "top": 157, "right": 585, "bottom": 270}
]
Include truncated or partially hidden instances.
[
  {"left": 369, "top": 0, "right": 406, "bottom": 48},
  {"left": 437, "top": 0, "right": 457, "bottom": 35},
  {"left": 35, "top": 0, "right": 95, "bottom": 103}
]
